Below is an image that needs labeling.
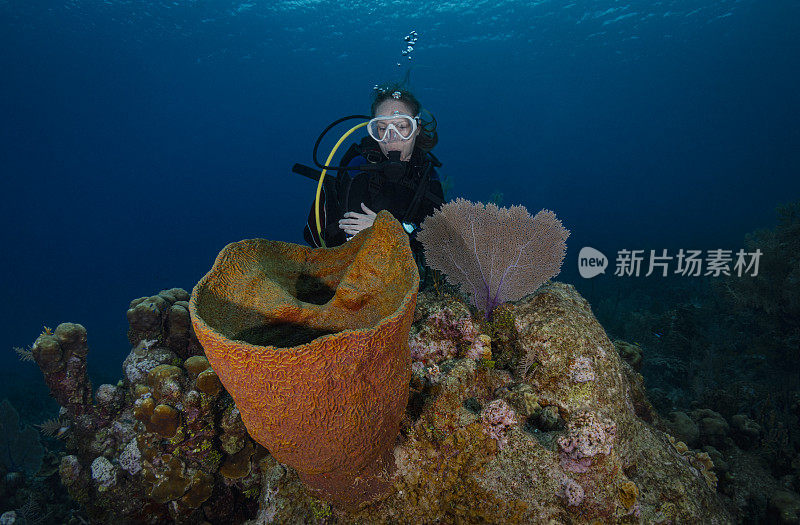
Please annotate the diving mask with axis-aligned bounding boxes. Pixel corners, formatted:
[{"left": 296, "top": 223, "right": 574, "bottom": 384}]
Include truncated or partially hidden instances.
[{"left": 367, "top": 111, "right": 419, "bottom": 143}]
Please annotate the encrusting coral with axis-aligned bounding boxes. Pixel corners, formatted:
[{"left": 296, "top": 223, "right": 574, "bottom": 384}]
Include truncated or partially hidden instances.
[
  {"left": 331, "top": 281, "right": 732, "bottom": 524},
  {"left": 27, "top": 288, "right": 299, "bottom": 523},
  {"left": 189, "top": 210, "right": 419, "bottom": 509}
]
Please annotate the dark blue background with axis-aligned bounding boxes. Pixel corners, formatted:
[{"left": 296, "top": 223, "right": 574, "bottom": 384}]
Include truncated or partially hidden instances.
[{"left": 1, "top": 0, "right": 798, "bottom": 396}]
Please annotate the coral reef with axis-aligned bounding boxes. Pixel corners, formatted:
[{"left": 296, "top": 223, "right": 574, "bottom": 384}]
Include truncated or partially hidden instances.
[
  {"left": 408, "top": 298, "right": 492, "bottom": 366},
  {"left": 723, "top": 201, "right": 800, "bottom": 331},
  {"left": 15, "top": 203, "right": 800, "bottom": 523},
  {"left": 26, "top": 270, "right": 737, "bottom": 521},
  {"left": 325, "top": 282, "right": 729, "bottom": 523},
  {"left": 586, "top": 202, "right": 800, "bottom": 522},
  {"left": 127, "top": 288, "right": 199, "bottom": 357},
  {"left": 25, "top": 289, "right": 307, "bottom": 523},
  {"left": 189, "top": 210, "right": 419, "bottom": 510}
]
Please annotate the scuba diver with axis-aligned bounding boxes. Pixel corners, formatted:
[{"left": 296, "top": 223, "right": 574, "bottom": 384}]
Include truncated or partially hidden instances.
[{"left": 294, "top": 84, "right": 445, "bottom": 265}]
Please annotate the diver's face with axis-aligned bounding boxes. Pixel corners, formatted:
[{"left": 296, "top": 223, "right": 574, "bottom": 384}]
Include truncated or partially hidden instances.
[{"left": 374, "top": 100, "right": 419, "bottom": 162}]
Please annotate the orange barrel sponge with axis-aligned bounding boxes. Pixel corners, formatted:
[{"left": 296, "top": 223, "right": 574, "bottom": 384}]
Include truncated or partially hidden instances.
[{"left": 189, "top": 210, "right": 418, "bottom": 509}]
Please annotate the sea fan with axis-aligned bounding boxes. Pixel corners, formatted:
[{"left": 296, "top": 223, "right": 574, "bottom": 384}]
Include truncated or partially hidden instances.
[{"left": 417, "top": 198, "right": 569, "bottom": 319}]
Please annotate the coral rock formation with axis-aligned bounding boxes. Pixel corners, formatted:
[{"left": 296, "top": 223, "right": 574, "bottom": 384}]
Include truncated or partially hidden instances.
[
  {"left": 331, "top": 282, "right": 733, "bottom": 523},
  {"left": 30, "top": 295, "right": 280, "bottom": 523},
  {"left": 28, "top": 263, "right": 736, "bottom": 522}
]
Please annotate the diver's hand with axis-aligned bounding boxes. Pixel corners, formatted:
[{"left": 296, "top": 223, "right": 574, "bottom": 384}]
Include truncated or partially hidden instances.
[{"left": 339, "top": 203, "right": 376, "bottom": 237}]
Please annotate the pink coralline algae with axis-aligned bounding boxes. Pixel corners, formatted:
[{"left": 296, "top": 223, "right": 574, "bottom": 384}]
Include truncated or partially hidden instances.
[
  {"left": 59, "top": 455, "right": 82, "bottom": 486},
  {"left": 569, "top": 356, "right": 596, "bottom": 383},
  {"left": 409, "top": 305, "right": 492, "bottom": 364},
  {"left": 426, "top": 363, "right": 442, "bottom": 383},
  {"left": 561, "top": 476, "right": 585, "bottom": 506},
  {"left": 90, "top": 456, "right": 117, "bottom": 490},
  {"left": 457, "top": 317, "right": 492, "bottom": 359},
  {"left": 481, "top": 399, "right": 518, "bottom": 450},
  {"left": 429, "top": 308, "right": 463, "bottom": 340},
  {"left": 409, "top": 337, "right": 458, "bottom": 364},
  {"left": 558, "top": 411, "right": 617, "bottom": 473},
  {"left": 119, "top": 439, "right": 142, "bottom": 475}
]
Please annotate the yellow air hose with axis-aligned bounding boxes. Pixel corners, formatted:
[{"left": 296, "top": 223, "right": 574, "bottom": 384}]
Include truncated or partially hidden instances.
[{"left": 315, "top": 121, "right": 368, "bottom": 248}]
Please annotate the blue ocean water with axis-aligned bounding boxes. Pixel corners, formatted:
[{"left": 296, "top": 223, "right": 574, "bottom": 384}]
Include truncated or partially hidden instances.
[{"left": 0, "top": 0, "right": 798, "bottom": 405}]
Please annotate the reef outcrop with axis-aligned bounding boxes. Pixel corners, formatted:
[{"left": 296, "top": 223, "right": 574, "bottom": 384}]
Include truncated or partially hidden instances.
[
  {"left": 27, "top": 280, "right": 732, "bottom": 523},
  {"left": 29, "top": 290, "right": 274, "bottom": 523},
  {"left": 328, "top": 282, "right": 731, "bottom": 523}
]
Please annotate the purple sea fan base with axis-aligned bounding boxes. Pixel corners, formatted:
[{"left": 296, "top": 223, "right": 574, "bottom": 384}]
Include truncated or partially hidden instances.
[{"left": 417, "top": 198, "right": 570, "bottom": 319}]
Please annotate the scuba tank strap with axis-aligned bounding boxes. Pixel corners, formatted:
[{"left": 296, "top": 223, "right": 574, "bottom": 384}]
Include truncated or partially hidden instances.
[
  {"left": 401, "top": 154, "right": 444, "bottom": 225},
  {"left": 427, "top": 150, "right": 443, "bottom": 168},
  {"left": 339, "top": 137, "right": 384, "bottom": 207},
  {"left": 336, "top": 141, "right": 367, "bottom": 175}
]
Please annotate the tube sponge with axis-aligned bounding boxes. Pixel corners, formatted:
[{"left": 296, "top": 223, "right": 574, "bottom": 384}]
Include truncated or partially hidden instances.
[{"left": 189, "top": 210, "right": 419, "bottom": 509}]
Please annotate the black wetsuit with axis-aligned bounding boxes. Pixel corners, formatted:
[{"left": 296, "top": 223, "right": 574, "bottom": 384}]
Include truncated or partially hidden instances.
[{"left": 302, "top": 138, "right": 445, "bottom": 261}]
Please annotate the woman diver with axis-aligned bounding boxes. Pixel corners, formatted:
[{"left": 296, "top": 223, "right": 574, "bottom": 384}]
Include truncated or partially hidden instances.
[{"left": 300, "top": 84, "right": 445, "bottom": 263}]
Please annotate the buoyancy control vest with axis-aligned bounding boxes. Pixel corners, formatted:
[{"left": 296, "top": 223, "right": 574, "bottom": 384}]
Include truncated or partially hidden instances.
[{"left": 302, "top": 136, "right": 445, "bottom": 252}]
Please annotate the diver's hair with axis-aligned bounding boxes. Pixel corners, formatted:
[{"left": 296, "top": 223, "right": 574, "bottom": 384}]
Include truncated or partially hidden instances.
[{"left": 371, "top": 82, "right": 438, "bottom": 151}]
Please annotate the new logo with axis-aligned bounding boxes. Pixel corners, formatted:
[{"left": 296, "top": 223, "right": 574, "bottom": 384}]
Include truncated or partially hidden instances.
[{"left": 578, "top": 247, "right": 608, "bottom": 278}]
